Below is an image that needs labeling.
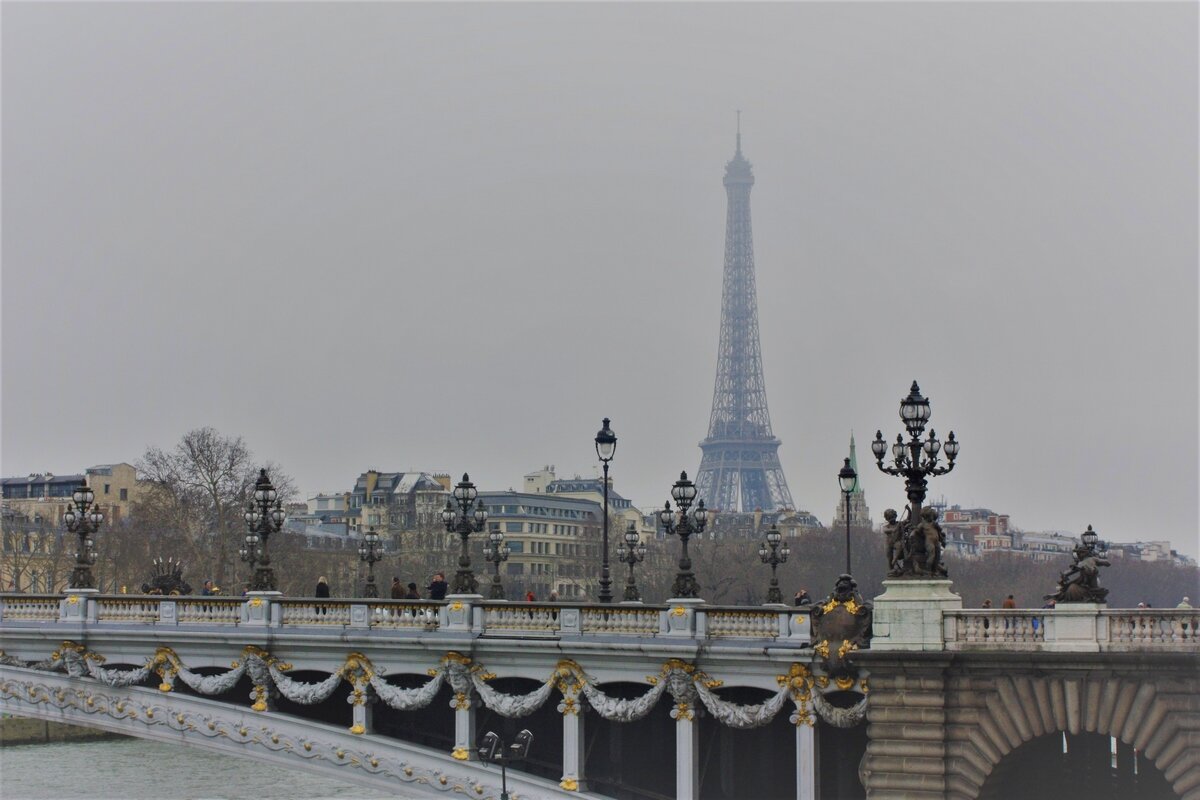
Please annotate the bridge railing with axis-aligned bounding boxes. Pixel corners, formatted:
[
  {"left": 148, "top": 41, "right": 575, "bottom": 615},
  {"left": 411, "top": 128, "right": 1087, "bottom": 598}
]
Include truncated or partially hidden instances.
[
  {"left": 0, "top": 593, "right": 812, "bottom": 644},
  {"left": 945, "top": 607, "right": 1200, "bottom": 651}
]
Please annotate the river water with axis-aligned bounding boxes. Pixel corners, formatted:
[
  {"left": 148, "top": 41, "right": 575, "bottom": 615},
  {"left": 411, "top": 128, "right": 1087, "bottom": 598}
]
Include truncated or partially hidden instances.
[{"left": 0, "top": 738, "right": 398, "bottom": 799}]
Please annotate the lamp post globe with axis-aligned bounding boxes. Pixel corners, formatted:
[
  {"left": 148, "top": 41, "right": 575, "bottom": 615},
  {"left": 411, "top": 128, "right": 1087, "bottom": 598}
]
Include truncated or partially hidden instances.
[
  {"left": 838, "top": 457, "right": 857, "bottom": 575},
  {"left": 594, "top": 418, "right": 617, "bottom": 603},
  {"left": 618, "top": 522, "right": 647, "bottom": 602},
  {"left": 64, "top": 481, "right": 103, "bottom": 590},
  {"left": 243, "top": 469, "right": 284, "bottom": 592},
  {"left": 759, "top": 523, "right": 788, "bottom": 604},
  {"left": 444, "top": 473, "right": 487, "bottom": 595},
  {"left": 485, "top": 528, "right": 509, "bottom": 600},
  {"left": 873, "top": 381, "right": 960, "bottom": 578},
  {"left": 358, "top": 526, "right": 385, "bottom": 598},
  {"left": 660, "top": 472, "right": 706, "bottom": 599}
]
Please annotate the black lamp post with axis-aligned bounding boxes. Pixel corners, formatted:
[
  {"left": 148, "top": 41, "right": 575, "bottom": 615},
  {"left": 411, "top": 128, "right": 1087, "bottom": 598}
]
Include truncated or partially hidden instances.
[
  {"left": 485, "top": 528, "right": 510, "bottom": 600},
  {"left": 478, "top": 729, "right": 534, "bottom": 800},
  {"left": 357, "top": 526, "right": 385, "bottom": 598},
  {"left": 63, "top": 483, "right": 104, "bottom": 590},
  {"left": 758, "top": 523, "right": 790, "bottom": 604},
  {"left": 243, "top": 469, "right": 285, "bottom": 592},
  {"left": 594, "top": 418, "right": 617, "bottom": 603},
  {"left": 618, "top": 522, "right": 647, "bottom": 601},
  {"left": 838, "top": 457, "right": 857, "bottom": 575},
  {"left": 871, "top": 381, "right": 960, "bottom": 524},
  {"left": 658, "top": 471, "right": 708, "bottom": 599},
  {"left": 442, "top": 473, "right": 488, "bottom": 595}
]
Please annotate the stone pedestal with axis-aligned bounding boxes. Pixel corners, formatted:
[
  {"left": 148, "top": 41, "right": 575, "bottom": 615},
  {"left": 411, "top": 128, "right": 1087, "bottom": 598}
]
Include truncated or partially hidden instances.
[
  {"left": 870, "top": 579, "right": 961, "bottom": 652},
  {"left": 1043, "top": 602, "right": 1105, "bottom": 651},
  {"left": 60, "top": 588, "right": 97, "bottom": 623},
  {"left": 662, "top": 597, "right": 704, "bottom": 637},
  {"left": 442, "top": 594, "right": 481, "bottom": 632},
  {"left": 242, "top": 591, "right": 281, "bottom": 627}
]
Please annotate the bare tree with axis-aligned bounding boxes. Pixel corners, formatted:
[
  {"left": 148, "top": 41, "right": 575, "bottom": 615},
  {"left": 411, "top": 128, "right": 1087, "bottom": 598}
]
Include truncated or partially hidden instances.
[{"left": 135, "top": 427, "right": 295, "bottom": 588}]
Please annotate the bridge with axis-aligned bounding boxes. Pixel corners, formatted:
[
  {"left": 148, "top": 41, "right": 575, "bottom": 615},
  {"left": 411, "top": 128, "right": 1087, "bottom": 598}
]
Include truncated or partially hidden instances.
[{"left": 1, "top": 587, "right": 1197, "bottom": 800}]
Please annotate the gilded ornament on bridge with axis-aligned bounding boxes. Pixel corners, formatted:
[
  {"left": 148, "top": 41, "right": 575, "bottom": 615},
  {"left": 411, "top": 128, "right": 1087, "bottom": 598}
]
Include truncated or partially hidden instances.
[
  {"left": 810, "top": 574, "right": 872, "bottom": 688},
  {"left": 560, "top": 778, "right": 579, "bottom": 791}
]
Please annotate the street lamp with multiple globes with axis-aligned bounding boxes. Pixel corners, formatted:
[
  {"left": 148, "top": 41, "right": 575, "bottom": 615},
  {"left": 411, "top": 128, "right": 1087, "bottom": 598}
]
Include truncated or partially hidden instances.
[
  {"left": 357, "top": 526, "right": 385, "bottom": 598},
  {"left": 485, "top": 528, "right": 510, "bottom": 600},
  {"left": 758, "top": 523, "right": 790, "bottom": 605},
  {"left": 838, "top": 457, "right": 858, "bottom": 575},
  {"left": 63, "top": 483, "right": 104, "bottom": 589},
  {"left": 441, "top": 473, "right": 488, "bottom": 595},
  {"left": 871, "top": 381, "right": 960, "bottom": 524},
  {"left": 658, "top": 471, "right": 708, "bottom": 599},
  {"left": 618, "top": 522, "right": 647, "bottom": 602},
  {"left": 243, "top": 469, "right": 285, "bottom": 592},
  {"left": 477, "top": 729, "right": 534, "bottom": 800},
  {"left": 594, "top": 418, "right": 617, "bottom": 603}
]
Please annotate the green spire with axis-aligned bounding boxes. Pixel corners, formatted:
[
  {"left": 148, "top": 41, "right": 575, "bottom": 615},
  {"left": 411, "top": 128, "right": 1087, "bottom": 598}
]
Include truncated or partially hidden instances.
[{"left": 847, "top": 432, "right": 861, "bottom": 493}]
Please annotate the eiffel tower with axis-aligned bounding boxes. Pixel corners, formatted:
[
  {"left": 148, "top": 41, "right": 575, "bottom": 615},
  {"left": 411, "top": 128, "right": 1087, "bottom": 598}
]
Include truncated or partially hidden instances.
[{"left": 694, "top": 123, "right": 796, "bottom": 512}]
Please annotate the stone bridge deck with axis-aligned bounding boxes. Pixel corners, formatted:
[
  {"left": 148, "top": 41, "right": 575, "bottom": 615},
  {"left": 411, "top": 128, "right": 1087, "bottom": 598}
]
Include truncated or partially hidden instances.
[{"left": 1, "top": 591, "right": 1197, "bottom": 800}]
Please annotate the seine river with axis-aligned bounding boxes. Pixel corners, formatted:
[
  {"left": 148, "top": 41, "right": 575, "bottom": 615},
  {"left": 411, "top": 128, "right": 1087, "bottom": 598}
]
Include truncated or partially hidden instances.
[{"left": 0, "top": 738, "right": 398, "bottom": 800}]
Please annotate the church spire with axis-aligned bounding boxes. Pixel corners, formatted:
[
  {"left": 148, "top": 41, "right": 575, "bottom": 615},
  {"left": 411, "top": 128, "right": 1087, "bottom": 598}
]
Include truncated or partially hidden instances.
[{"left": 847, "top": 432, "right": 861, "bottom": 493}]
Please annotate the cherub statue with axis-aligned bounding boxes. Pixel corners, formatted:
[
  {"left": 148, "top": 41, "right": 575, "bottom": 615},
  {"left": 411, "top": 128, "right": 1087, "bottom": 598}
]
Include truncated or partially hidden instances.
[
  {"left": 882, "top": 509, "right": 905, "bottom": 576},
  {"left": 905, "top": 507, "right": 947, "bottom": 577},
  {"left": 1047, "top": 543, "right": 1110, "bottom": 604}
]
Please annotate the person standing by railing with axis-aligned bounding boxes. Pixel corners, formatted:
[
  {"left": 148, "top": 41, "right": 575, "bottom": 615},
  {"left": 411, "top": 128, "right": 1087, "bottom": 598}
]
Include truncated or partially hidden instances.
[{"left": 427, "top": 573, "right": 448, "bottom": 601}]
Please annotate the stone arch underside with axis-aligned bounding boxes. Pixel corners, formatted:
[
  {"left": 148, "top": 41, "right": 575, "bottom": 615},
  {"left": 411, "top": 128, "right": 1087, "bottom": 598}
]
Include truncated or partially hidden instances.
[
  {"left": 0, "top": 665, "right": 582, "bottom": 800},
  {"left": 944, "top": 673, "right": 1200, "bottom": 800}
]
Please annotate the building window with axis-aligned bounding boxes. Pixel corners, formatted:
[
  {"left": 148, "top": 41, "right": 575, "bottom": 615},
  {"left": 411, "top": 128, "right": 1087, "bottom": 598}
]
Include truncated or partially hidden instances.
[
  {"left": 119, "top": 488, "right": 128, "bottom": 501},
  {"left": 104, "top": 484, "right": 111, "bottom": 494},
  {"left": 506, "top": 522, "right": 523, "bottom": 533}
]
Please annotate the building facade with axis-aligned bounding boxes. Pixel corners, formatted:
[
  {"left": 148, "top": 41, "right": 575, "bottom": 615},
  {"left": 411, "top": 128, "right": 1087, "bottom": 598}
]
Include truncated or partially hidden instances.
[{"left": 478, "top": 490, "right": 602, "bottom": 601}]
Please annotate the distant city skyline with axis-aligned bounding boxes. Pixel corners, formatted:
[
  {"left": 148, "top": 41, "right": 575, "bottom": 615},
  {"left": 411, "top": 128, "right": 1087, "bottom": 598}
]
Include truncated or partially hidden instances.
[{"left": 3, "top": 4, "right": 1195, "bottom": 557}]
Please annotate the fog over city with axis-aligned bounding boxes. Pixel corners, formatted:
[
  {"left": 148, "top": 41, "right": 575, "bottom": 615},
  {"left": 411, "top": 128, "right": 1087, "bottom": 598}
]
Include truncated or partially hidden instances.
[{"left": 3, "top": 3, "right": 1196, "bottom": 556}]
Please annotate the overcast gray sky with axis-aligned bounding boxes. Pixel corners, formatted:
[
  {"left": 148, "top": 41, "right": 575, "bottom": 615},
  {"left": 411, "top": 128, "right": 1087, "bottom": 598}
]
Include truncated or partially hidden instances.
[{"left": 3, "top": 2, "right": 1196, "bottom": 556}]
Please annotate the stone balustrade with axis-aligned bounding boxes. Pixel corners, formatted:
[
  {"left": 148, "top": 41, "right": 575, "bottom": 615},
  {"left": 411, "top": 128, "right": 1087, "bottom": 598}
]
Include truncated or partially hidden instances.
[
  {"left": 175, "top": 598, "right": 243, "bottom": 624},
  {"left": 4, "top": 593, "right": 1196, "bottom": 653},
  {"left": 0, "top": 593, "right": 811, "bottom": 645},
  {"left": 1105, "top": 609, "right": 1200, "bottom": 645},
  {"left": 945, "top": 607, "right": 1200, "bottom": 651},
  {"left": 0, "top": 595, "right": 61, "bottom": 622},
  {"left": 95, "top": 597, "right": 161, "bottom": 623}
]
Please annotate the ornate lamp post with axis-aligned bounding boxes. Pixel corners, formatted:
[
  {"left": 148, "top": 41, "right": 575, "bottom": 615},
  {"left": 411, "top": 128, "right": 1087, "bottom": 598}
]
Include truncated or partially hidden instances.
[
  {"left": 477, "top": 729, "right": 534, "bottom": 800},
  {"left": 484, "top": 528, "right": 510, "bottom": 600},
  {"left": 442, "top": 473, "right": 488, "bottom": 595},
  {"left": 618, "top": 522, "right": 647, "bottom": 602},
  {"left": 871, "top": 381, "right": 959, "bottom": 525},
  {"left": 758, "top": 523, "right": 790, "bottom": 604},
  {"left": 357, "top": 526, "right": 385, "bottom": 598},
  {"left": 838, "top": 457, "right": 857, "bottom": 575},
  {"left": 243, "top": 469, "right": 285, "bottom": 592},
  {"left": 594, "top": 418, "right": 617, "bottom": 603},
  {"left": 63, "top": 483, "right": 104, "bottom": 589},
  {"left": 658, "top": 471, "right": 708, "bottom": 599}
]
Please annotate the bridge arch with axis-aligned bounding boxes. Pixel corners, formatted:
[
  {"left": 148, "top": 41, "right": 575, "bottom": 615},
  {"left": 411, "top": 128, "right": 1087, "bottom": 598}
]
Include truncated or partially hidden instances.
[
  {"left": 0, "top": 667, "right": 579, "bottom": 799},
  {"left": 944, "top": 673, "right": 1200, "bottom": 800}
]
